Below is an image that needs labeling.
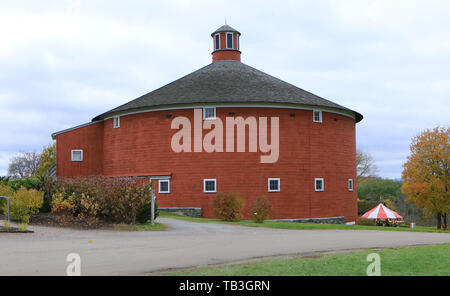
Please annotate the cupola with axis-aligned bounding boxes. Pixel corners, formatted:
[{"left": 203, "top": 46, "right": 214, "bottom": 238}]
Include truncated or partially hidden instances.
[{"left": 211, "top": 24, "right": 241, "bottom": 62}]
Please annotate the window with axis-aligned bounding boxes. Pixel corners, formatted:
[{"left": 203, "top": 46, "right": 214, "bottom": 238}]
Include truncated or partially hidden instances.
[
  {"left": 268, "top": 178, "right": 280, "bottom": 192},
  {"left": 71, "top": 150, "right": 83, "bottom": 162},
  {"left": 113, "top": 116, "right": 120, "bottom": 128},
  {"left": 315, "top": 178, "right": 324, "bottom": 192},
  {"left": 203, "top": 107, "right": 216, "bottom": 120},
  {"left": 313, "top": 110, "right": 322, "bottom": 123},
  {"left": 215, "top": 34, "right": 220, "bottom": 50},
  {"left": 237, "top": 35, "right": 240, "bottom": 50},
  {"left": 203, "top": 179, "right": 217, "bottom": 193},
  {"left": 348, "top": 179, "right": 353, "bottom": 192},
  {"left": 159, "top": 180, "right": 170, "bottom": 194},
  {"left": 226, "top": 33, "right": 233, "bottom": 49}
]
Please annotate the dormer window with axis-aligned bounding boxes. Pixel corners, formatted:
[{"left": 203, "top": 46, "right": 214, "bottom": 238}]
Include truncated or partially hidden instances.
[
  {"left": 113, "top": 116, "right": 120, "bottom": 128},
  {"left": 226, "top": 33, "right": 233, "bottom": 49},
  {"left": 203, "top": 107, "right": 216, "bottom": 120},
  {"left": 215, "top": 34, "right": 220, "bottom": 50}
]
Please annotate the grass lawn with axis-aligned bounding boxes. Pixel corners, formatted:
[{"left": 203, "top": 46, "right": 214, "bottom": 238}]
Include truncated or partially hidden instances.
[
  {"left": 113, "top": 222, "right": 168, "bottom": 231},
  {"left": 170, "top": 244, "right": 450, "bottom": 276},
  {"left": 159, "top": 212, "right": 448, "bottom": 233}
]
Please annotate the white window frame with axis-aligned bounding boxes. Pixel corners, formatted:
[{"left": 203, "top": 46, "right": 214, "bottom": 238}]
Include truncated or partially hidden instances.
[
  {"left": 203, "top": 107, "right": 216, "bottom": 120},
  {"left": 268, "top": 178, "right": 280, "bottom": 192},
  {"left": 158, "top": 180, "right": 170, "bottom": 194},
  {"left": 203, "top": 179, "right": 217, "bottom": 193},
  {"left": 113, "top": 116, "right": 120, "bottom": 128},
  {"left": 348, "top": 179, "right": 353, "bottom": 192},
  {"left": 313, "top": 110, "right": 322, "bottom": 123},
  {"left": 226, "top": 32, "right": 233, "bottom": 49},
  {"left": 214, "top": 33, "right": 220, "bottom": 50},
  {"left": 71, "top": 149, "right": 83, "bottom": 162},
  {"left": 315, "top": 178, "right": 324, "bottom": 192}
]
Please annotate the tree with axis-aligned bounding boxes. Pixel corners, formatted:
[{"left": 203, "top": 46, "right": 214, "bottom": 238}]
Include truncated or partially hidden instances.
[
  {"left": 35, "top": 142, "right": 56, "bottom": 177},
  {"left": 401, "top": 126, "right": 450, "bottom": 229},
  {"left": 8, "top": 152, "right": 41, "bottom": 178},
  {"left": 357, "top": 150, "right": 378, "bottom": 181}
]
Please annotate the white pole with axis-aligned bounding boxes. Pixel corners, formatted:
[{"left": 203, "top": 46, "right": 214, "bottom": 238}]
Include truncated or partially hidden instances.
[{"left": 150, "top": 191, "right": 155, "bottom": 227}]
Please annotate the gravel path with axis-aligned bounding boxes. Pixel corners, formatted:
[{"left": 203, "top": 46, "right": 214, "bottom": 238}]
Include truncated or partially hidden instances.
[{"left": 1, "top": 218, "right": 449, "bottom": 275}]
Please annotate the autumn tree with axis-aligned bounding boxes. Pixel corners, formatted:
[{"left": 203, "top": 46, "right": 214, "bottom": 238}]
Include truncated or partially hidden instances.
[
  {"left": 8, "top": 152, "right": 41, "bottom": 178},
  {"left": 35, "top": 142, "right": 56, "bottom": 177},
  {"left": 357, "top": 150, "right": 378, "bottom": 181},
  {"left": 401, "top": 126, "right": 449, "bottom": 229}
]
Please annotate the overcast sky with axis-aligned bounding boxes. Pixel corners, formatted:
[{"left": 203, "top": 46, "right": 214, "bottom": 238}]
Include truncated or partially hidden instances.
[{"left": 0, "top": 0, "right": 449, "bottom": 179}]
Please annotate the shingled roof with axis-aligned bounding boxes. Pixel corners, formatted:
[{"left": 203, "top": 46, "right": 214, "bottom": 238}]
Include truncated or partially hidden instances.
[
  {"left": 92, "top": 60, "right": 363, "bottom": 122},
  {"left": 211, "top": 24, "right": 241, "bottom": 36}
]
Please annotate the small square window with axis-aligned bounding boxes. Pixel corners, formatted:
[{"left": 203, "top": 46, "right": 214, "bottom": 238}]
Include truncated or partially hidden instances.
[
  {"left": 348, "top": 179, "right": 353, "bottom": 191},
  {"left": 159, "top": 180, "right": 170, "bottom": 194},
  {"left": 203, "top": 107, "right": 216, "bottom": 120},
  {"left": 215, "top": 34, "right": 220, "bottom": 50},
  {"left": 113, "top": 116, "right": 120, "bottom": 128},
  {"left": 313, "top": 110, "right": 322, "bottom": 123},
  {"left": 268, "top": 178, "right": 280, "bottom": 192},
  {"left": 204, "top": 179, "right": 217, "bottom": 193},
  {"left": 226, "top": 33, "right": 233, "bottom": 49},
  {"left": 71, "top": 150, "right": 83, "bottom": 162},
  {"left": 315, "top": 178, "right": 324, "bottom": 192}
]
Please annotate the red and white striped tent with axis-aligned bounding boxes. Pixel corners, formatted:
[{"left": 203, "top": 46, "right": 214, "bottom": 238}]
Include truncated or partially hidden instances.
[{"left": 361, "top": 203, "right": 403, "bottom": 220}]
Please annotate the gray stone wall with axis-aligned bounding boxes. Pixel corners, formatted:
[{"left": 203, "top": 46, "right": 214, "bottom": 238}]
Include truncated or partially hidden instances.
[
  {"left": 159, "top": 207, "right": 203, "bottom": 218},
  {"left": 268, "top": 216, "right": 346, "bottom": 224}
]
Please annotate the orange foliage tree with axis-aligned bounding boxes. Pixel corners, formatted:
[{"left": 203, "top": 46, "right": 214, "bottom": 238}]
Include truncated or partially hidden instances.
[{"left": 401, "top": 126, "right": 449, "bottom": 229}]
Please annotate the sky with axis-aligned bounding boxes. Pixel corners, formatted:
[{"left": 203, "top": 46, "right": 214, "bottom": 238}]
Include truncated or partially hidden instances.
[{"left": 0, "top": 0, "right": 449, "bottom": 179}]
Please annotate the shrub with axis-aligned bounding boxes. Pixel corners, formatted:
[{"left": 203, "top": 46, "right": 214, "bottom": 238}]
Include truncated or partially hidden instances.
[
  {"left": 51, "top": 192, "right": 77, "bottom": 226},
  {"left": 250, "top": 195, "right": 272, "bottom": 223},
  {"left": 50, "top": 176, "right": 154, "bottom": 226},
  {"left": 0, "top": 185, "right": 14, "bottom": 214},
  {"left": 358, "top": 218, "right": 375, "bottom": 226},
  {"left": 2, "top": 187, "right": 44, "bottom": 224},
  {"left": 136, "top": 200, "right": 159, "bottom": 224},
  {"left": 212, "top": 191, "right": 246, "bottom": 221}
]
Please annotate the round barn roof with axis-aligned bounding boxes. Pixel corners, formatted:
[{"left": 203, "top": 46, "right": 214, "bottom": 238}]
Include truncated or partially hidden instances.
[{"left": 92, "top": 60, "right": 363, "bottom": 122}]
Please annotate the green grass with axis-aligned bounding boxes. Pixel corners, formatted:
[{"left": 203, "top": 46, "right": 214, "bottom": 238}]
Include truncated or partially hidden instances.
[
  {"left": 113, "top": 222, "right": 168, "bottom": 231},
  {"left": 170, "top": 244, "right": 450, "bottom": 276},
  {"left": 159, "top": 212, "right": 448, "bottom": 233}
]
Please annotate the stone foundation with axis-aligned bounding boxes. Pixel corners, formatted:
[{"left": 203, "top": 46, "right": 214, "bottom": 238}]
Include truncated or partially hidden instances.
[
  {"left": 268, "top": 216, "right": 346, "bottom": 224},
  {"left": 159, "top": 207, "right": 203, "bottom": 218}
]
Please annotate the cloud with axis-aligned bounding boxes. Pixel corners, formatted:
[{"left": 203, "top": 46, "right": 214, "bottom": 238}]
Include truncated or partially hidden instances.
[{"left": 0, "top": 0, "right": 449, "bottom": 179}]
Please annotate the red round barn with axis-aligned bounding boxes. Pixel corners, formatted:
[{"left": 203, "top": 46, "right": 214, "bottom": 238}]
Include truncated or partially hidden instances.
[{"left": 53, "top": 24, "right": 363, "bottom": 222}]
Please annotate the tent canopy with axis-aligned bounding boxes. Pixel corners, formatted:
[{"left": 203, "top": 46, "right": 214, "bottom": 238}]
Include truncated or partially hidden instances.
[{"left": 361, "top": 203, "right": 403, "bottom": 220}]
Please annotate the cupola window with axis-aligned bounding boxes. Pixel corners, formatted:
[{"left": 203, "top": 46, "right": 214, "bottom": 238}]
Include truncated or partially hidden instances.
[
  {"left": 226, "top": 33, "right": 233, "bottom": 49},
  {"left": 215, "top": 34, "right": 220, "bottom": 50},
  {"left": 313, "top": 110, "right": 322, "bottom": 123},
  {"left": 203, "top": 107, "right": 216, "bottom": 120},
  {"left": 113, "top": 116, "right": 120, "bottom": 128}
]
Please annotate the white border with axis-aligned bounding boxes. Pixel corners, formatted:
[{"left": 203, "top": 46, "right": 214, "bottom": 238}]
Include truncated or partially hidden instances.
[
  {"left": 313, "top": 110, "right": 322, "bottom": 123},
  {"left": 203, "top": 107, "right": 216, "bottom": 120},
  {"left": 113, "top": 116, "right": 120, "bottom": 128},
  {"left": 348, "top": 179, "right": 353, "bottom": 192},
  {"left": 214, "top": 33, "right": 220, "bottom": 50},
  {"left": 268, "top": 178, "right": 280, "bottom": 192},
  {"left": 71, "top": 149, "right": 83, "bottom": 162},
  {"left": 315, "top": 178, "right": 324, "bottom": 192},
  {"left": 203, "top": 179, "right": 217, "bottom": 193},
  {"left": 158, "top": 180, "right": 170, "bottom": 194},
  {"left": 226, "top": 32, "right": 233, "bottom": 49}
]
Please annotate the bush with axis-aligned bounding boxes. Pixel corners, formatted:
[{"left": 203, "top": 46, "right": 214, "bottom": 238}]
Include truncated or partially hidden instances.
[
  {"left": 0, "top": 177, "right": 40, "bottom": 191},
  {"left": 2, "top": 187, "right": 44, "bottom": 224},
  {"left": 358, "top": 218, "right": 375, "bottom": 226},
  {"left": 212, "top": 191, "right": 246, "bottom": 221},
  {"left": 250, "top": 195, "right": 272, "bottom": 223},
  {"left": 50, "top": 176, "right": 154, "bottom": 226},
  {"left": 136, "top": 200, "right": 159, "bottom": 224},
  {"left": 0, "top": 185, "right": 15, "bottom": 214}
]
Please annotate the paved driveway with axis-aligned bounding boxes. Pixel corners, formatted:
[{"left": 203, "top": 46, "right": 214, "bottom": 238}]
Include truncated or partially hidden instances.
[{"left": 1, "top": 218, "right": 449, "bottom": 275}]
